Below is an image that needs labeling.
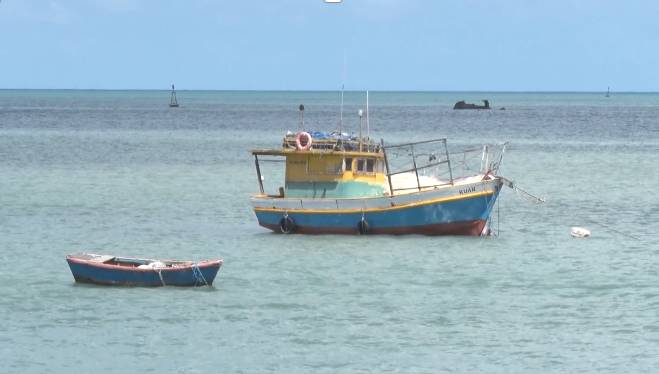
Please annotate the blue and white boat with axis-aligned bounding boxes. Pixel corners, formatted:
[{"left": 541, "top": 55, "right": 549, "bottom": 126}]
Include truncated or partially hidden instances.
[
  {"left": 66, "top": 253, "right": 222, "bottom": 287},
  {"left": 250, "top": 107, "right": 507, "bottom": 236}
]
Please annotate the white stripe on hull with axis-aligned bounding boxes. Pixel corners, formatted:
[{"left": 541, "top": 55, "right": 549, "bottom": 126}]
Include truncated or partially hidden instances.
[{"left": 252, "top": 177, "right": 502, "bottom": 211}]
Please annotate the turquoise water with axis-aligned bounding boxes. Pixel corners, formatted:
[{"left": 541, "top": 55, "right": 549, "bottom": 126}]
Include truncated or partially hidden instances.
[{"left": 1, "top": 90, "right": 658, "bottom": 373}]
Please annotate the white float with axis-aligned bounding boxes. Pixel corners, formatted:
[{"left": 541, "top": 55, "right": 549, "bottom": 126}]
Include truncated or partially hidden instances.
[{"left": 570, "top": 227, "right": 591, "bottom": 238}]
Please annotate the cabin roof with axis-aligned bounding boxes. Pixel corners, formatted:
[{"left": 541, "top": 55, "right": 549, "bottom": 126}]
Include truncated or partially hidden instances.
[{"left": 251, "top": 148, "right": 383, "bottom": 158}]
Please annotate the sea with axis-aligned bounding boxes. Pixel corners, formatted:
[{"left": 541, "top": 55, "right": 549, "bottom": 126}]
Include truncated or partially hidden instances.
[{"left": 1, "top": 90, "right": 658, "bottom": 373}]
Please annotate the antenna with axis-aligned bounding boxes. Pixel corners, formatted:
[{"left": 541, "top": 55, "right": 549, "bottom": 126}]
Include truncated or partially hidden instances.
[
  {"left": 366, "top": 90, "right": 370, "bottom": 140},
  {"left": 339, "top": 51, "right": 346, "bottom": 136},
  {"left": 339, "top": 84, "right": 344, "bottom": 135},
  {"left": 358, "top": 109, "right": 363, "bottom": 152}
]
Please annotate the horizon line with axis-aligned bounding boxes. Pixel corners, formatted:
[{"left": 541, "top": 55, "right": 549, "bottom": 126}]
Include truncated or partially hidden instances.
[{"left": 1, "top": 88, "right": 657, "bottom": 94}]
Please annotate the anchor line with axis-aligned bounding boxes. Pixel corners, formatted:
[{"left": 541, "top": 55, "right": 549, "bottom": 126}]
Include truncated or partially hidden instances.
[
  {"left": 493, "top": 177, "right": 542, "bottom": 237},
  {"left": 483, "top": 188, "right": 499, "bottom": 236},
  {"left": 156, "top": 268, "right": 166, "bottom": 286},
  {"left": 584, "top": 219, "right": 641, "bottom": 241},
  {"left": 500, "top": 178, "right": 641, "bottom": 241},
  {"left": 500, "top": 177, "right": 545, "bottom": 204},
  {"left": 192, "top": 265, "right": 209, "bottom": 287},
  {"left": 497, "top": 196, "right": 500, "bottom": 236}
]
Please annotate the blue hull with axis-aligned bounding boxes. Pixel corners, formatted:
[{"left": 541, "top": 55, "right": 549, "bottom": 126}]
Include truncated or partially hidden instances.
[
  {"left": 66, "top": 258, "right": 222, "bottom": 287},
  {"left": 254, "top": 188, "right": 500, "bottom": 235}
]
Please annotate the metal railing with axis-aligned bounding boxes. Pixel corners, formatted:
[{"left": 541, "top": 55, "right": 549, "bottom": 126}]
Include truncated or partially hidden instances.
[{"left": 381, "top": 138, "right": 507, "bottom": 196}]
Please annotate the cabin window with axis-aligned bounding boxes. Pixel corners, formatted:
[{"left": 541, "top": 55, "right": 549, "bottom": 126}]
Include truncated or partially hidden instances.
[
  {"left": 376, "top": 160, "right": 384, "bottom": 173},
  {"left": 355, "top": 158, "right": 377, "bottom": 174},
  {"left": 344, "top": 158, "right": 353, "bottom": 171},
  {"left": 356, "top": 159, "right": 365, "bottom": 172},
  {"left": 366, "top": 159, "right": 375, "bottom": 172}
]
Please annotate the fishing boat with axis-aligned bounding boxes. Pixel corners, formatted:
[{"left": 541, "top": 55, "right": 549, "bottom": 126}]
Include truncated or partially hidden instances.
[
  {"left": 250, "top": 105, "right": 509, "bottom": 236},
  {"left": 169, "top": 84, "right": 179, "bottom": 107},
  {"left": 66, "top": 253, "right": 222, "bottom": 287}
]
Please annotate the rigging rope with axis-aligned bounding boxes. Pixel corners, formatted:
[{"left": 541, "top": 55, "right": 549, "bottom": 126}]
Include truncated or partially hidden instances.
[
  {"left": 156, "top": 268, "right": 166, "bottom": 286},
  {"left": 192, "top": 265, "right": 210, "bottom": 287},
  {"left": 584, "top": 219, "right": 641, "bottom": 241},
  {"left": 500, "top": 177, "right": 642, "bottom": 241}
]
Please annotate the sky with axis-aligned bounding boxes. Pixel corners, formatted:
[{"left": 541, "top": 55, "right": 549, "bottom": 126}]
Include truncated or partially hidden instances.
[{"left": 1, "top": 0, "right": 658, "bottom": 91}]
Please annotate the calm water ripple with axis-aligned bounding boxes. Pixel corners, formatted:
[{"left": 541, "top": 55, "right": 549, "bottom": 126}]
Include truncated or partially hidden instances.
[{"left": 1, "top": 90, "right": 659, "bottom": 373}]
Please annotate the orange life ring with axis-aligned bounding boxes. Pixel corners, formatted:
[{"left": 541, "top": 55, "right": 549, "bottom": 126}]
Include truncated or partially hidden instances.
[{"left": 295, "top": 131, "right": 312, "bottom": 151}]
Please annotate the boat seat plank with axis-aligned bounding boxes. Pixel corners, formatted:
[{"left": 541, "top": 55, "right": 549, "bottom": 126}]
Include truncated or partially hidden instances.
[
  {"left": 69, "top": 253, "right": 116, "bottom": 263},
  {"left": 90, "top": 255, "right": 116, "bottom": 263}
]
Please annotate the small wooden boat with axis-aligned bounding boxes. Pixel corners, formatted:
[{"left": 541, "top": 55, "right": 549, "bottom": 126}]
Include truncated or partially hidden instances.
[{"left": 66, "top": 253, "right": 222, "bottom": 287}]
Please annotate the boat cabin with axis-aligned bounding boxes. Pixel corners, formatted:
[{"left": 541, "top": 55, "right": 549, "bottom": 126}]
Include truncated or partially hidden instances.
[
  {"left": 252, "top": 130, "right": 500, "bottom": 201},
  {"left": 252, "top": 132, "right": 388, "bottom": 199}
]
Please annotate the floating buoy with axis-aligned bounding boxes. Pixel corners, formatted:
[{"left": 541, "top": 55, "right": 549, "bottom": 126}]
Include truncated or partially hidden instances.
[{"left": 570, "top": 227, "right": 591, "bottom": 238}]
